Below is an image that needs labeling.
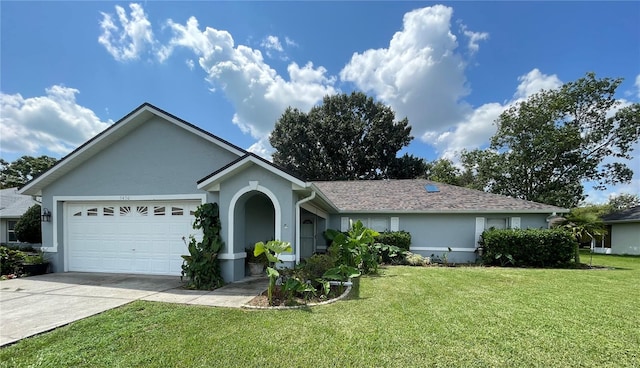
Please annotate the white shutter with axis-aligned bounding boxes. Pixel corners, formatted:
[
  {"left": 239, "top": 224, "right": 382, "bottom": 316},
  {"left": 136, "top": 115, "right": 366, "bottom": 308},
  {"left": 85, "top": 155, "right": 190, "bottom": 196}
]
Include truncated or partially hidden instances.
[
  {"left": 475, "top": 217, "right": 485, "bottom": 247},
  {"left": 340, "top": 217, "right": 350, "bottom": 232},
  {"left": 511, "top": 217, "right": 521, "bottom": 229},
  {"left": 390, "top": 217, "right": 399, "bottom": 232}
]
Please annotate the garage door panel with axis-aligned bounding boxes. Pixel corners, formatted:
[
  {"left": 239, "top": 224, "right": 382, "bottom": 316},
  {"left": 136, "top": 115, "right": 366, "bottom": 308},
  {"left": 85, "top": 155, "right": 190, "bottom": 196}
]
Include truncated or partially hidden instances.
[{"left": 67, "top": 200, "right": 199, "bottom": 275}]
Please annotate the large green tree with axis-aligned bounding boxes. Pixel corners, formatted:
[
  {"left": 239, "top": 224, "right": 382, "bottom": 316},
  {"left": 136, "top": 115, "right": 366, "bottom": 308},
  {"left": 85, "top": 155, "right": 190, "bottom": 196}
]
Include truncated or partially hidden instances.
[
  {"left": 270, "top": 92, "right": 418, "bottom": 180},
  {"left": 461, "top": 73, "right": 640, "bottom": 208},
  {"left": 0, "top": 155, "right": 57, "bottom": 189}
]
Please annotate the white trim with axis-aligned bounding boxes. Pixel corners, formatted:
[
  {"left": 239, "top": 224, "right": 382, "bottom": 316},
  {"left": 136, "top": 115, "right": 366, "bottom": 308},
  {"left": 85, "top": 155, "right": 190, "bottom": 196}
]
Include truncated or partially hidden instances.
[
  {"left": 56, "top": 194, "right": 206, "bottom": 268},
  {"left": 279, "top": 254, "right": 295, "bottom": 262},
  {"left": 411, "top": 247, "right": 477, "bottom": 253},
  {"left": 228, "top": 182, "right": 281, "bottom": 256},
  {"left": 20, "top": 104, "right": 244, "bottom": 196},
  {"left": 337, "top": 209, "right": 568, "bottom": 214},
  {"left": 474, "top": 217, "right": 485, "bottom": 248},
  {"left": 296, "top": 191, "right": 316, "bottom": 264},
  {"left": 340, "top": 217, "right": 349, "bottom": 232},
  {"left": 218, "top": 252, "right": 247, "bottom": 260},
  {"left": 198, "top": 155, "right": 306, "bottom": 191},
  {"left": 510, "top": 217, "right": 521, "bottom": 229},
  {"left": 390, "top": 217, "right": 399, "bottom": 232},
  {"left": 300, "top": 202, "right": 329, "bottom": 220}
]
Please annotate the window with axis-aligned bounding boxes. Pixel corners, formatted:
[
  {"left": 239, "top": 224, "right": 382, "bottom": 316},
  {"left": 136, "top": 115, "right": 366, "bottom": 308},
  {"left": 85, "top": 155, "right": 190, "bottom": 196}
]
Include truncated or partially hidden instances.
[
  {"left": 87, "top": 208, "right": 98, "bottom": 216},
  {"left": 154, "top": 206, "right": 165, "bottom": 216},
  {"left": 486, "top": 218, "right": 507, "bottom": 230},
  {"left": 7, "top": 220, "right": 17, "bottom": 242},
  {"left": 137, "top": 206, "right": 148, "bottom": 216},
  {"left": 345, "top": 217, "right": 390, "bottom": 232},
  {"left": 171, "top": 206, "right": 183, "bottom": 216},
  {"left": 103, "top": 207, "right": 114, "bottom": 216}
]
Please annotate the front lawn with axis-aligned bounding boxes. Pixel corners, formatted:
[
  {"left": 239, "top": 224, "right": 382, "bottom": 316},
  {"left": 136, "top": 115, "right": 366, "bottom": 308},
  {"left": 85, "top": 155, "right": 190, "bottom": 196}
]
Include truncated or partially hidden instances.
[{"left": 1, "top": 252, "right": 638, "bottom": 367}]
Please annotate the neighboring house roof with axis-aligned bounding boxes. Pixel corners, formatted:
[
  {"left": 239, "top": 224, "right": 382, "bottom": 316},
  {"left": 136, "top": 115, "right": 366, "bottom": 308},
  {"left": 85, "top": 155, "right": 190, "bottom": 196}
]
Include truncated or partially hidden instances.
[
  {"left": 19, "top": 103, "right": 246, "bottom": 196},
  {"left": 312, "top": 179, "right": 568, "bottom": 214},
  {"left": 0, "top": 188, "right": 39, "bottom": 218},
  {"left": 602, "top": 206, "right": 640, "bottom": 224}
]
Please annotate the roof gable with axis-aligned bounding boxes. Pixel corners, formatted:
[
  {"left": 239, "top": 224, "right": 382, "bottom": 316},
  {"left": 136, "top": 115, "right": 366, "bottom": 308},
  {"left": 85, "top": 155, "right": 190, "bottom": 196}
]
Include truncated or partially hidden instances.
[
  {"left": 197, "top": 153, "right": 307, "bottom": 191},
  {"left": 19, "top": 103, "right": 246, "bottom": 196},
  {"left": 312, "top": 179, "right": 568, "bottom": 214}
]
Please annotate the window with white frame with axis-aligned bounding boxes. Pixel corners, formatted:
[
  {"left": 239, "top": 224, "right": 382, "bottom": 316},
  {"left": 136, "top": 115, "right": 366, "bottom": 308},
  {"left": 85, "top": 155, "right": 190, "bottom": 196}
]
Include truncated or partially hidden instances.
[
  {"left": 7, "top": 220, "right": 17, "bottom": 242},
  {"left": 485, "top": 218, "right": 508, "bottom": 230},
  {"left": 341, "top": 217, "right": 399, "bottom": 232}
]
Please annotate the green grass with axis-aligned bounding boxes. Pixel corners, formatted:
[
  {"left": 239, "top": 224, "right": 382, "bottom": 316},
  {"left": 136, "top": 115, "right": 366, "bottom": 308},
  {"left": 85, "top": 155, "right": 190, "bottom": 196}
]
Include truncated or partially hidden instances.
[{"left": 2, "top": 252, "right": 639, "bottom": 367}]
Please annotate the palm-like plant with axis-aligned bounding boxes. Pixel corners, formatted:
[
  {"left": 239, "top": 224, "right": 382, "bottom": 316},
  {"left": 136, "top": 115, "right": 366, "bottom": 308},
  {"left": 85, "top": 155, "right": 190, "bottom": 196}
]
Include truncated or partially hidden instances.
[
  {"left": 557, "top": 211, "right": 607, "bottom": 264},
  {"left": 254, "top": 240, "right": 292, "bottom": 305}
]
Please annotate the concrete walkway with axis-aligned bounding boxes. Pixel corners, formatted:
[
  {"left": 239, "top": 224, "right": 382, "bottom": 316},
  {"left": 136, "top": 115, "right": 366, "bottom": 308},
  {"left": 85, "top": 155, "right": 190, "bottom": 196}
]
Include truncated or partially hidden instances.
[{"left": 0, "top": 272, "right": 267, "bottom": 346}]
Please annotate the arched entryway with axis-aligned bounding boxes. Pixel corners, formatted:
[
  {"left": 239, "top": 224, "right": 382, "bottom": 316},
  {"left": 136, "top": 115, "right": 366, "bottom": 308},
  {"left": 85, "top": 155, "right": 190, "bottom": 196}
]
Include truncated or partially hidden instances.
[{"left": 228, "top": 184, "right": 280, "bottom": 276}]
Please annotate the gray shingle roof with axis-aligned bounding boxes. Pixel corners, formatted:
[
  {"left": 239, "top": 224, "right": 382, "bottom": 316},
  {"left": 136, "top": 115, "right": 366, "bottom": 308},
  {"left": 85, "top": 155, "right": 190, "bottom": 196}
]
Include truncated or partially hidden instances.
[
  {"left": 0, "top": 188, "right": 39, "bottom": 218},
  {"left": 312, "top": 179, "right": 567, "bottom": 213},
  {"left": 602, "top": 205, "right": 640, "bottom": 223}
]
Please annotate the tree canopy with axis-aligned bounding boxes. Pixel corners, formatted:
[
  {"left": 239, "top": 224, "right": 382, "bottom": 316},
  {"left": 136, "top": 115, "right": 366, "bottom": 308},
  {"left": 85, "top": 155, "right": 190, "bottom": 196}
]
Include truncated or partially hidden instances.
[
  {"left": 270, "top": 92, "right": 419, "bottom": 180},
  {"left": 0, "top": 156, "right": 58, "bottom": 189},
  {"left": 461, "top": 73, "right": 640, "bottom": 208}
]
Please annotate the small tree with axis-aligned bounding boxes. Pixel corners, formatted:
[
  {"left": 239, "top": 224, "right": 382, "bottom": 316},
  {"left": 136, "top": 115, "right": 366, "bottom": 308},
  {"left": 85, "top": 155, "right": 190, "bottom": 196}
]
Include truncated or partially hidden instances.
[{"left": 15, "top": 204, "right": 42, "bottom": 244}]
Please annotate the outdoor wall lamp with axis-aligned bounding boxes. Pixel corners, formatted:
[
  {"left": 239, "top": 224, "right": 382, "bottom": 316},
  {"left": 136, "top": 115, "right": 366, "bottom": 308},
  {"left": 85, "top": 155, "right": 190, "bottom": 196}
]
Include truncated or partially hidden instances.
[{"left": 41, "top": 208, "right": 52, "bottom": 222}]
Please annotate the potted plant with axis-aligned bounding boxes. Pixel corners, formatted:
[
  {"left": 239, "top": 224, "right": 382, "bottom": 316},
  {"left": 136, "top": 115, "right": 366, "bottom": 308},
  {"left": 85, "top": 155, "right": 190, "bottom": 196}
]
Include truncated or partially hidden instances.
[
  {"left": 245, "top": 246, "right": 268, "bottom": 276},
  {"left": 21, "top": 249, "right": 49, "bottom": 276}
]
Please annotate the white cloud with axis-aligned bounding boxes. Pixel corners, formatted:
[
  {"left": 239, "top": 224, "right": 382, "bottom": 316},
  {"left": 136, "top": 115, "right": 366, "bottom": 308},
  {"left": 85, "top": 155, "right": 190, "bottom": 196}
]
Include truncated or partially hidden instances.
[
  {"left": 98, "top": 3, "right": 155, "bottom": 62},
  {"left": 185, "top": 59, "right": 195, "bottom": 70},
  {"left": 247, "top": 137, "right": 274, "bottom": 160},
  {"left": 431, "top": 69, "right": 562, "bottom": 158},
  {"left": 635, "top": 74, "right": 640, "bottom": 99},
  {"left": 0, "top": 86, "right": 111, "bottom": 155},
  {"left": 340, "top": 5, "right": 474, "bottom": 140},
  {"left": 159, "top": 15, "right": 337, "bottom": 139},
  {"left": 460, "top": 24, "right": 489, "bottom": 54},
  {"left": 261, "top": 35, "right": 283, "bottom": 52},
  {"left": 514, "top": 68, "right": 562, "bottom": 99},
  {"left": 285, "top": 37, "right": 298, "bottom": 47}
]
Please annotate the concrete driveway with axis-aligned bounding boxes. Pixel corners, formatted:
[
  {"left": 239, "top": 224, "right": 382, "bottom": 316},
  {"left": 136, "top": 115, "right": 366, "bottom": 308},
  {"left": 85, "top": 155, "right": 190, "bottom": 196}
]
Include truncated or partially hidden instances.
[{"left": 0, "top": 272, "right": 267, "bottom": 346}]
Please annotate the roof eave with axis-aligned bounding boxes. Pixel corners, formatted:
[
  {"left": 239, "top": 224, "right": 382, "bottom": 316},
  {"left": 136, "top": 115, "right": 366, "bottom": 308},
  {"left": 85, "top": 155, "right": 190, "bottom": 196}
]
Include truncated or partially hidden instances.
[
  {"left": 197, "top": 154, "right": 307, "bottom": 191},
  {"left": 19, "top": 103, "right": 246, "bottom": 196}
]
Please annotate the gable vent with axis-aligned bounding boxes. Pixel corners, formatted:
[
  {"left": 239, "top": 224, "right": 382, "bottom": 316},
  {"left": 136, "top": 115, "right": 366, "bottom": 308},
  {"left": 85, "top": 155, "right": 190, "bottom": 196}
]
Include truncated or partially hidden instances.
[{"left": 425, "top": 184, "right": 440, "bottom": 193}]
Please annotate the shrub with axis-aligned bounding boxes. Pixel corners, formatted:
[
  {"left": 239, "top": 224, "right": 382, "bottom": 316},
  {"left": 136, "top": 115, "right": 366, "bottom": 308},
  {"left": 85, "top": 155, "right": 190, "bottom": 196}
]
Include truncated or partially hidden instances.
[
  {"left": 480, "top": 228, "right": 576, "bottom": 267},
  {"left": 374, "top": 231, "right": 411, "bottom": 263},
  {"left": 0, "top": 246, "right": 25, "bottom": 275},
  {"left": 375, "top": 231, "right": 411, "bottom": 251},
  {"left": 326, "top": 221, "right": 379, "bottom": 274},
  {"left": 301, "top": 254, "right": 336, "bottom": 280},
  {"left": 181, "top": 203, "right": 225, "bottom": 290},
  {"left": 15, "top": 205, "right": 42, "bottom": 244}
]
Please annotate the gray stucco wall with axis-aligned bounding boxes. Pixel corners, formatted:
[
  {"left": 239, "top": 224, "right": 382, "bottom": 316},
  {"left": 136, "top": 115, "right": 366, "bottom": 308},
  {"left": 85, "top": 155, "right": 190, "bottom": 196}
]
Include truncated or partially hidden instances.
[
  {"left": 216, "top": 165, "right": 299, "bottom": 278},
  {"left": 328, "top": 212, "right": 552, "bottom": 264},
  {"left": 39, "top": 117, "right": 240, "bottom": 272}
]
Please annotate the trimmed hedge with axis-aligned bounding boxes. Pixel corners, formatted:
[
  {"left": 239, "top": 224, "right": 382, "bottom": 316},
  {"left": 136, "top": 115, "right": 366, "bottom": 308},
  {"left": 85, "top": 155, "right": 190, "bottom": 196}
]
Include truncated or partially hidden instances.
[
  {"left": 375, "top": 231, "right": 411, "bottom": 251},
  {"left": 480, "top": 228, "right": 576, "bottom": 267},
  {"left": 375, "top": 231, "right": 411, "bottom": 264}
]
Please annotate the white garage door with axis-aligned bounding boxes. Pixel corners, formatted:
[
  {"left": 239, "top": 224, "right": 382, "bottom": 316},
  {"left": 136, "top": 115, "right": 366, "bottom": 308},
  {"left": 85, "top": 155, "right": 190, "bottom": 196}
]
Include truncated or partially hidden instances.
[{"left": 66, "top": 200, "right": 201, "bottom": 275}]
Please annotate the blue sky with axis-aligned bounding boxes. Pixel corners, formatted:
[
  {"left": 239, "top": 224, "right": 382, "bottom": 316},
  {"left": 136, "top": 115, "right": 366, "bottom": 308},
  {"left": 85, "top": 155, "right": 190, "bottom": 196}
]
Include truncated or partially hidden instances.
[{"left": 1, "top": 1, "right": 639, "bottom": 203}]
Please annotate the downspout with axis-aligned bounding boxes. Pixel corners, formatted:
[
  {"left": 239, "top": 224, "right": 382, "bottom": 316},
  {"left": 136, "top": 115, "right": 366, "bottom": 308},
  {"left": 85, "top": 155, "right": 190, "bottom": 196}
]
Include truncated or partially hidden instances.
[{"left": 295, "top": 190, "right": 316, "bottom": 264}]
